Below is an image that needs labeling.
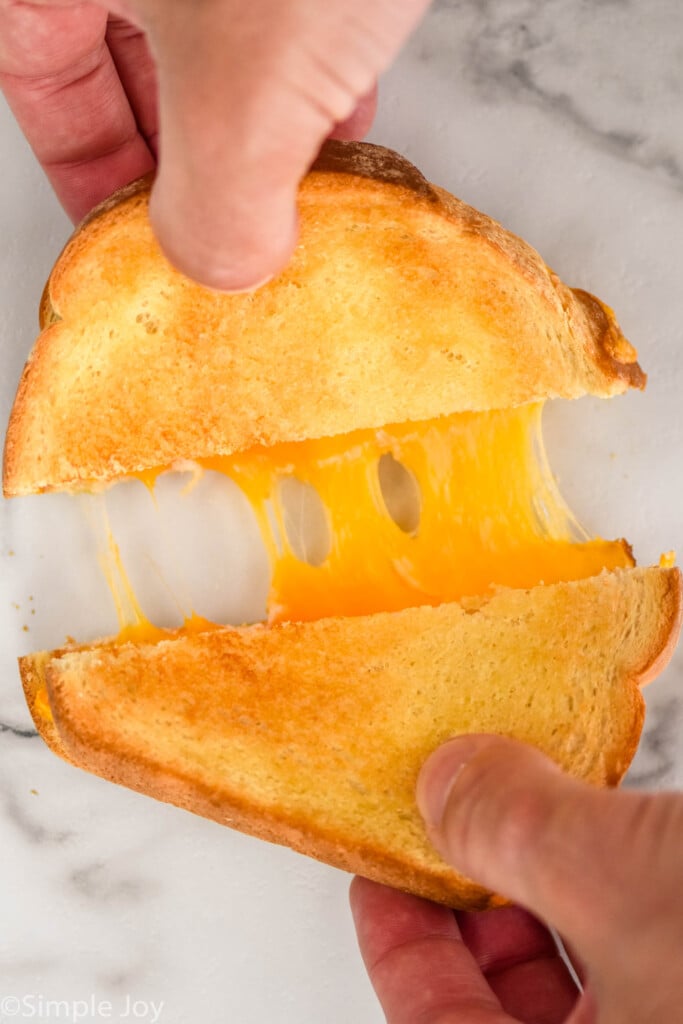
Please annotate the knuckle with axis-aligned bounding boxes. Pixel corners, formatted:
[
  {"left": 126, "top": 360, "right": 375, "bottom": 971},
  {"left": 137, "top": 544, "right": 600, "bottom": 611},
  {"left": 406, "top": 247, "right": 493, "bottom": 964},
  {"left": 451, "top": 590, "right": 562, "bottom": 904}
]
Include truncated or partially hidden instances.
[
  {"left": 616, "top": 793, "right": 683, "bottom": 920},
  {"left": 539, "top": 789, "right": 683, "bottom": 950}
]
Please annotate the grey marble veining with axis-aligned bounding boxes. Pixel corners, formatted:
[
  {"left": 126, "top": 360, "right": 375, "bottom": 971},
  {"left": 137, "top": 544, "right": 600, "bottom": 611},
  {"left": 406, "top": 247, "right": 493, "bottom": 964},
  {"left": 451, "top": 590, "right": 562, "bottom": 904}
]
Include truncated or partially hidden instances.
[
  {"left": 0, "top": 721, "right": 38, "bottom": 739},
  {"left": 2, "top": 2, "right": 683, "bottom": 1022},
  {"left": 426, "top": 0, "right": 683, "bottom": 192}
]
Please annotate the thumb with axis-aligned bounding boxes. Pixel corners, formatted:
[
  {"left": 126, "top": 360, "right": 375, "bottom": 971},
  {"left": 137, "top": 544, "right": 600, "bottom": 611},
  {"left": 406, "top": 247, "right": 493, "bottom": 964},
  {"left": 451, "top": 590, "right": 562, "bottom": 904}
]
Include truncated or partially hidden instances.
[
  {"left": 416, "top": 735, "right": 683, "bottom": 967},
  {"left": 137, "top": 0, "right": 430, "bottom": 291}
]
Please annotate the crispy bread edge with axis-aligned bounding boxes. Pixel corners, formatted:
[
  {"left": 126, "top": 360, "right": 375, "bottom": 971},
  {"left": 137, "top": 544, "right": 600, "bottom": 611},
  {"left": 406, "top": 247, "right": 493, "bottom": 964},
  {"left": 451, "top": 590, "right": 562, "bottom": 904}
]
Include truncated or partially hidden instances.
[
  {"left": 636, "top": 566, "right": 683, "bottom": 686},
  {"left": 3, "top": 177, "right": 154, "bottom": 496}
]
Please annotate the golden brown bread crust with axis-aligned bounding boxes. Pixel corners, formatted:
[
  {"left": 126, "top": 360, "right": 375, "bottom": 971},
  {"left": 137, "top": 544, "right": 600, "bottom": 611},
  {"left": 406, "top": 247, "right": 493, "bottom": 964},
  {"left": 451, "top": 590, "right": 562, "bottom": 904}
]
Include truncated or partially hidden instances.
[
  {"left": 3, "top": 140, "right": 644, "bottom": 496},
  {"left": 20, "top": 567, "right": 682, "bottom": 909}
]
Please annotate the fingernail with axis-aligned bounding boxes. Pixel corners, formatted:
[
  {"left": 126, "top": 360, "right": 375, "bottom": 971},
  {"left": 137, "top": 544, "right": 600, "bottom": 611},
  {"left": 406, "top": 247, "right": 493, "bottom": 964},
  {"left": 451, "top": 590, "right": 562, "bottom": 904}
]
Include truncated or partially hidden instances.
[
  {"left": 201, "top": 269, "right": 275, "bottom": 295},
  {"left": 416, "top": 735, "right": 497, "bottom": 830}
]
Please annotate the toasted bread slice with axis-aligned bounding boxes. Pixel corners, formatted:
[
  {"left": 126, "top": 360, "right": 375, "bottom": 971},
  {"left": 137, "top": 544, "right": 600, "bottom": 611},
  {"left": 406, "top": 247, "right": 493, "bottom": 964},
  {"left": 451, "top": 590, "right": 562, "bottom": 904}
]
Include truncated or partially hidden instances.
[
  {"left": 21, "top": 567, "right": 681, "bottom": 909},
  {"left": 3, "top": 140, "right": 644, "bottom": 496}
]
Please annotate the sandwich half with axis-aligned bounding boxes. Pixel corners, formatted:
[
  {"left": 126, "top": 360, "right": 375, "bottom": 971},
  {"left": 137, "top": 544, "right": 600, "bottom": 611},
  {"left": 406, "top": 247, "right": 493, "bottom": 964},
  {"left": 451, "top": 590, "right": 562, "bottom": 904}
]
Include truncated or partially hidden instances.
[{"left": 4, "top": 140, "right": 680, "bottom": 909}]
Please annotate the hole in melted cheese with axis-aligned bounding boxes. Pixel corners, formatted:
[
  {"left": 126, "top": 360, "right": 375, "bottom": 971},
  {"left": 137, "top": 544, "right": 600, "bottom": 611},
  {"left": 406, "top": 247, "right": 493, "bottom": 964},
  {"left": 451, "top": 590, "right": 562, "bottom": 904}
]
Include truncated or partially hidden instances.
[
  {"left": 95, "top": 400, "right": 633, "bottom": 639},
  {"left": 277, "top": 476, "right": 331, "bottom": 567},
  {"left": 377, "top": 453, "right": 421, "bottom": 536}
]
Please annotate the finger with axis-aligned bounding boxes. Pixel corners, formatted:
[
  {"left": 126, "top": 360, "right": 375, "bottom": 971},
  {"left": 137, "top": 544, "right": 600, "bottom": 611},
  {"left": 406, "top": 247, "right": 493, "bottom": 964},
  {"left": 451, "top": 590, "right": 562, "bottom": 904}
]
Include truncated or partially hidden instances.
[
  {"left": 350, "top": 876, "right": 512, "bottom": 1024},
  {"left": 329, "top": 82, "right": 378, "bottom": 141},
  {"left": 140, "top": 0, "right": 432, "bottom": 290},
  {"left": 0, "top": 1, "right": 154, "bottom": 220},
  {"left": 105, "top": 14, "right": 159, "bottom": 157},
  {"left": 458, "top": 907, "right": 579, "bottom": 1024},
  {"left": 458, "top": 906, "right": 559, "bottom": 975},
  {"left": 352, "top": 877, "right": 582, "bottom": 1024},
  {"left": 417, "top": 736, "right": 612, "bottom": 951},
  {"left": 416, "top": 735, "right": 683, "bottom": 970}
]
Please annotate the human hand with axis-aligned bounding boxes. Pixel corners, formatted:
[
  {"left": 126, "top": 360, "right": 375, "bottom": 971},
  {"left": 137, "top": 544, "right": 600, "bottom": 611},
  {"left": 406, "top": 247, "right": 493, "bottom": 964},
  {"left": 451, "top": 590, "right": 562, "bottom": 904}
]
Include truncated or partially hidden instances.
[
  {"left": 0, "top": 0, "right": 431, "bottom": 289},
  {"left": 351, "top": 735, "right": 683, "bottom": 1023}
]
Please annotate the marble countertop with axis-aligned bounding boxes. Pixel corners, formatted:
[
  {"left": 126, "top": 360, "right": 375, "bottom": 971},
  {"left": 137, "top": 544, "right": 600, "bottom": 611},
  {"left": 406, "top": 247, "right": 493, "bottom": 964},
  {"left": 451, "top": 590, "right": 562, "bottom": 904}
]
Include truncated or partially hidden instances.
[{"left": 2, "top": 2, "right": 683, "bottom": 1021}]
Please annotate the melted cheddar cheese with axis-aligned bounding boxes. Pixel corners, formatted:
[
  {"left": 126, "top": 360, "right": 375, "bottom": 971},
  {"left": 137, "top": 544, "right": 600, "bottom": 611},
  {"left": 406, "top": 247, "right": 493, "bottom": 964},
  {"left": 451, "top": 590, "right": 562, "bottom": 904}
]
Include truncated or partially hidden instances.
[{"left": 112, "top": 402, "right": 631, "bottom": 632}]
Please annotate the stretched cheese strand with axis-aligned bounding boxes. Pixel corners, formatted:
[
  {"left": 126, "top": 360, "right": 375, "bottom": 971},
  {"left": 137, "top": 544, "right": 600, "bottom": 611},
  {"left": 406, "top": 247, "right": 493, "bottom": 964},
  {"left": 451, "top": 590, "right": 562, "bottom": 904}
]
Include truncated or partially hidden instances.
[
  {"left": 92, "top": 402, "right": 632, "bottom": 635},
  {"left": 202, "top": 402, "right": 632, "bottom": 624}
]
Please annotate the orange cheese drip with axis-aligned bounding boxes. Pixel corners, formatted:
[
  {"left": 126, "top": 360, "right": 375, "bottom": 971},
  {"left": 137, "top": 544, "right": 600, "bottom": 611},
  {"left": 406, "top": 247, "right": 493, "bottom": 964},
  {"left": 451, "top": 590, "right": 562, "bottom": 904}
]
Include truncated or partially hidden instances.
[
  {"left": 116, "top": 612, "right": 216, "bottom": 644},
  {"left": 193, "top": 403, "right": 633, "bottom": 625}
]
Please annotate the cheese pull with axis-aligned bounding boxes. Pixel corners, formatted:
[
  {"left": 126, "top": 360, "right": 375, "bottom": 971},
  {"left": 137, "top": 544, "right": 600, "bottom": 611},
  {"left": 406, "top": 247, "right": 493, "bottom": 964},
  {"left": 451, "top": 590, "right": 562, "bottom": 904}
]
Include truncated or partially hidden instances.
[
  {"left": 123, "top": 403, "right": 632, "bottom": 630},
  {"left": 203, "top": 403, "right": 631, "bottom": 624}
]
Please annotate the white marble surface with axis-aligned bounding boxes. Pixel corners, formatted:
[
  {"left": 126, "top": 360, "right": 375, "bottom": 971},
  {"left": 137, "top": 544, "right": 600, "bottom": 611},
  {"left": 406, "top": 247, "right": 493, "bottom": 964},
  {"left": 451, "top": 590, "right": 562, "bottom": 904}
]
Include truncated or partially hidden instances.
[{"left": 2, "top": 1, "right": 683, "bottom": 1021}]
